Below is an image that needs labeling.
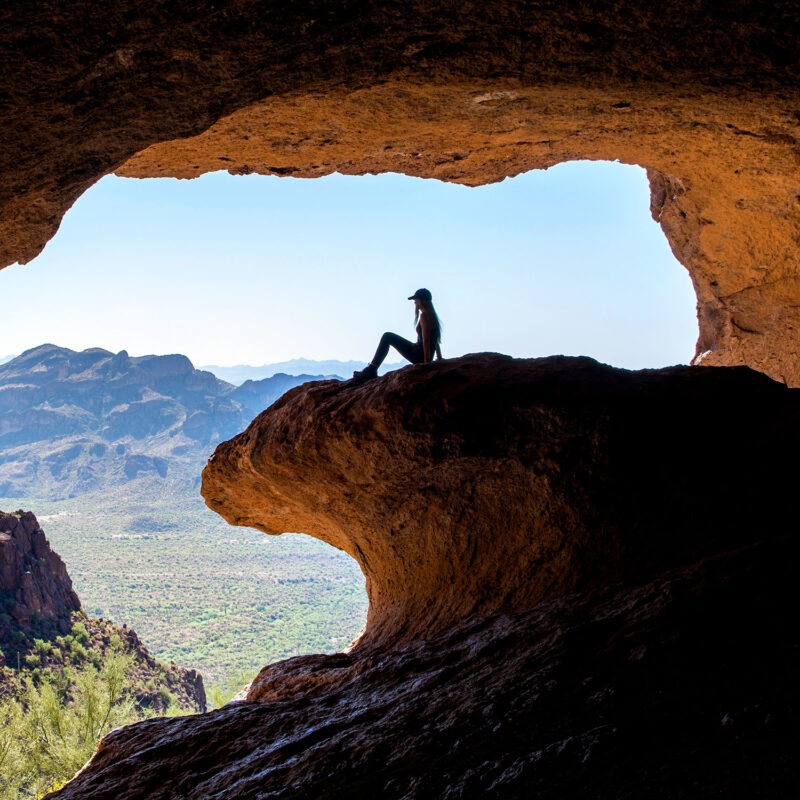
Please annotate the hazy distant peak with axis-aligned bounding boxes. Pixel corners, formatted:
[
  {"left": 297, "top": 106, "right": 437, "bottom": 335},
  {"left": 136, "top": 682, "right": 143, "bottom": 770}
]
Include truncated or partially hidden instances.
[
  {"left": 8, "top": 343, "right": 111, "bottom": 365},
  {"left": 1, "top": 346, "right": 205, "bottom": 383},
  {"left": 200, "top": 359, "right": 401, "bottom": 385}
]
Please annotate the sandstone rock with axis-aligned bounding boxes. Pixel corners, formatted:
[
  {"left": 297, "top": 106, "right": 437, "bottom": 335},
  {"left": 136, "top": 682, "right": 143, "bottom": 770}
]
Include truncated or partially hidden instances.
[
  {"left": 1, "top": 4, "right": 800, "bottom": 382},
  {"left": 48, "top": 541, "right": 800, "bottom": 799},
  {"left": 49, "top": 356, "right": 799, "bottom": 798},
  {"left": 203, "top": 355, "right": 800, "bottom": 650}
]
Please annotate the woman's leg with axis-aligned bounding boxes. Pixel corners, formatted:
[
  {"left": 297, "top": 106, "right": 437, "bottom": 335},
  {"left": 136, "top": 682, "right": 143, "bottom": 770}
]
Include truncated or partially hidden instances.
[{"left": 371, "top": 332, "right": 421, "bottom": 366}]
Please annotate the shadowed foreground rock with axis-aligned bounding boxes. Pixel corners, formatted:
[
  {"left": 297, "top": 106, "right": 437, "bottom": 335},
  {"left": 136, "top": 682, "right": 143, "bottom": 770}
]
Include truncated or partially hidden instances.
[{"left": 51, "top": 356, "right": 799, "bottom": 798}]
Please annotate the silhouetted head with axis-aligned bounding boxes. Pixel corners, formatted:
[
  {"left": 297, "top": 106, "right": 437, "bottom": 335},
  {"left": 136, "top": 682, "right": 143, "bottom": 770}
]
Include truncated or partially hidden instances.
[
  {"left": 409, "top": 288, "right": 435, "bottom": 316},
  {"left": 408, "top": 288, "right": 432, "bottom": 303}
]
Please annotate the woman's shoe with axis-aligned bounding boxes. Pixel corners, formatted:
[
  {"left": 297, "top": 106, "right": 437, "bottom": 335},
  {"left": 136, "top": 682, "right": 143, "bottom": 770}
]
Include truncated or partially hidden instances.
[{"left": 352, "top": 363, "right": 378, "bottom": 381}]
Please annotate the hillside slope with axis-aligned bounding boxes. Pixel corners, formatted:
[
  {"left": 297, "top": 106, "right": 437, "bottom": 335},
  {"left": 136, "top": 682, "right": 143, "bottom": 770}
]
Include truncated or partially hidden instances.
[{"left": 0, "top": 509, "right": 205, "bottom": 713}]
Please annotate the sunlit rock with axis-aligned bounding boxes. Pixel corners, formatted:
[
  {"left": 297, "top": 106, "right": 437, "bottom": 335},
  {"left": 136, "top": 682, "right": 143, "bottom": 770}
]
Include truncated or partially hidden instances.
[{"left": 0, "top": 510, "right": 80, "bottom": 630}]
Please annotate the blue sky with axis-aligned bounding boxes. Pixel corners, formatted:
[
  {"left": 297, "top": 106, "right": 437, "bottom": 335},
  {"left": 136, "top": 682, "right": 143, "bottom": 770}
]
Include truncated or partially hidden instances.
[{"left": 1, "top": 161, "right": 697, "bottom": 369}]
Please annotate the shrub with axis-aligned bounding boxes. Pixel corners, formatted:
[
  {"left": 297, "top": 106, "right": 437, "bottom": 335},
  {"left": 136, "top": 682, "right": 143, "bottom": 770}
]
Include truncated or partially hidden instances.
[
  {"left": 32, "top": 639, "right": 50, "bottom": 656},
  {"left": 70, "top": 622, "right": 89, "bottom": 645},
  {"left": 157, "top": 685, "right": 174, "bottom": 709},
  {"left": 0, "top": 648, "right": 161, "bottom": 799},
  {"left": 68, "top": 641, "right": 87, "bottom": 662}
]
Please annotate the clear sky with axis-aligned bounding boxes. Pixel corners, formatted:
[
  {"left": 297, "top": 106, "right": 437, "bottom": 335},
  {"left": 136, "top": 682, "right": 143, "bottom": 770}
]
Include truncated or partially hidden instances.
[{"left": 0, "top": 161, "right": 697, "bottom": 369}]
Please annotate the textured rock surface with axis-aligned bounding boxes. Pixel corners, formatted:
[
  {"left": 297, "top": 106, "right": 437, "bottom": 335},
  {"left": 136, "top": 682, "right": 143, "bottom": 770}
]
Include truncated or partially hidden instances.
[
  {"left": 50, "top": 356, "right": 800, "bottom": 798},
  {"left": 0, "top": 510, "right": 80, "bottom": 631},
  {"left": 203, "top": 355, "right": 800, "bottom": 649},
  {"left": 2, "top": 3, "right": 800, "bottom": 382}
]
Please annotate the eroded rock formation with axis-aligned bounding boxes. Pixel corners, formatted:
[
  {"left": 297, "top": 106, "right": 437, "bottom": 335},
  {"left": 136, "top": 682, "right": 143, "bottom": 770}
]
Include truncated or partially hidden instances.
[
  {"left": 2, "top": 3, "right": 800, "bottom": 382},
  {"left": 50, "top": 356, "right": 799, "bottom": 798},
  {"left": 203, "top": 354, "right": 800, "bottom": 649},
  {"left": 0, "top": 510, "right": 80, "bottom": 631}
]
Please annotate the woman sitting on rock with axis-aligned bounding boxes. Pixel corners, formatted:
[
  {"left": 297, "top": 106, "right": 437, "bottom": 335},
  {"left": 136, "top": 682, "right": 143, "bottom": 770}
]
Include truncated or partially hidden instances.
[{"left": 354, "top": 288, "right": 443, "bottom": 380}]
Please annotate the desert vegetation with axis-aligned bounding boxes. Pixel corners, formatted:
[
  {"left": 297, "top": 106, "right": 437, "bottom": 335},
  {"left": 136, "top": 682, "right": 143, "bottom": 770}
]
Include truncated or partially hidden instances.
[
  {"left": 0, "top": 346, "right": 368, "bottom": 693},
  {"left": 0, "top": 621, "right": 192, "bottom": 799},
  {"left": 0, "top": 346, "right": 368, "bottom": 791}
]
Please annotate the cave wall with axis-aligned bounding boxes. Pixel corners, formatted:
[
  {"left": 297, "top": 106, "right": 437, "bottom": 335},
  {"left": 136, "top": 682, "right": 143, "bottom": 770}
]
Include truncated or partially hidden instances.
[{"left": 2, "top": 2, "right": 799, "bottom": 382}]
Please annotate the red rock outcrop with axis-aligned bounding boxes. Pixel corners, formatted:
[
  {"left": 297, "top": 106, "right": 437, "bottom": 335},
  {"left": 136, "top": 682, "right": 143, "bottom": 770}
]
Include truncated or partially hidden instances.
[
  {"left": 49, "top": 356, "right": 800, "bottom": 798},
  {"left": 1, "top": 4, "right": 800, "bottom": 382},
  {"left": 202, "top": 355, "right": 800, "bottom": 650},
  {"left": 0, "top": 510, "right": 80, "bottom": 633}
]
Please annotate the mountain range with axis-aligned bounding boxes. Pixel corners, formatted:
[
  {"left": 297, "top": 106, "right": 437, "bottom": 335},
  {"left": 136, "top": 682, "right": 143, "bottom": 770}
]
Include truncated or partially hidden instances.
[
  {"left": 199, "top": 359, "right": 401, "bottom": 385},
  {"left": 0, "top": 344, "right": 332, "bottom": 498},
  {"left": 2, "top": 353, "right": 400, "bottom": 384}
]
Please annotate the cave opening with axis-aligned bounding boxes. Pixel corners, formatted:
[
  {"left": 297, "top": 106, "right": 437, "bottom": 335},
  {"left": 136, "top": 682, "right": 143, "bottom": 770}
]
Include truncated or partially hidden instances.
[
  {"left": 0, "top": 159, "right": 697, "bottom": 690},
  {"left": 2, "top": 160, "right": 697, "bottom": 369}
]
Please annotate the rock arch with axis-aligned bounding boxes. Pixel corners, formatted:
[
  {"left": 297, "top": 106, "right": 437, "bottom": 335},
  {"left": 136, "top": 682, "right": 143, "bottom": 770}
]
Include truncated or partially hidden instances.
[
  {"left": 7, "top": 6, "right": 796, "bottom": 795},
  {"left": 1, "top": 2, "right": 799, "bottom": 383}
]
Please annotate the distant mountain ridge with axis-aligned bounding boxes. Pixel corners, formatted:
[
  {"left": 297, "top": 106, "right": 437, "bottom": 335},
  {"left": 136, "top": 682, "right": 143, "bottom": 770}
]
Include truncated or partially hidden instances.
[
  {"left": 2, "top": 352, "right": 400, "bottom": 383},
  {"left": 0, "top": 344, "right": 332, "bottom": 498},
  {"left": 200, "top": 358, "right": 402, "bottom": 385}
]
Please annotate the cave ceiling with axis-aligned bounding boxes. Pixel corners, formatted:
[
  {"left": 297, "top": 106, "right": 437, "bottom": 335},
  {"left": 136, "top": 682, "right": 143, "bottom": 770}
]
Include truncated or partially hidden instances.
[{"left": 1, "top": 2, "right": 799, "bottom": 382}]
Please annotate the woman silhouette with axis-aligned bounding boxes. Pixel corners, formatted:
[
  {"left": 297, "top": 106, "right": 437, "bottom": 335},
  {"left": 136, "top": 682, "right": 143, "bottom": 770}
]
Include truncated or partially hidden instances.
[{"left": 354, "top": 288, "right": 443, "bottom": 380}]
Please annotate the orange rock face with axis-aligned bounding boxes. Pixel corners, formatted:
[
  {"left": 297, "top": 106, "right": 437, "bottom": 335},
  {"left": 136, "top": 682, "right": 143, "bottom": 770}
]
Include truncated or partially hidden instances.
[
  {"left": 201, "top": 355, "right": 799, "bottom": 651},
  {"left": 49, "top": 357, "right": 800, "bottom": 798},
  {"left": 1, "top": 3, "right": 800, "bottom": 382},
  {"left": 3, "top": 5, "right": 800, "bottom": 795}
]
